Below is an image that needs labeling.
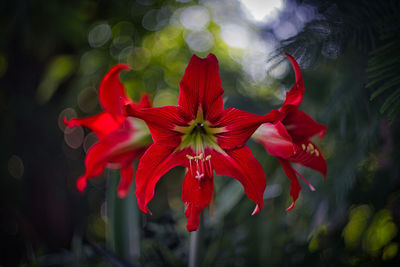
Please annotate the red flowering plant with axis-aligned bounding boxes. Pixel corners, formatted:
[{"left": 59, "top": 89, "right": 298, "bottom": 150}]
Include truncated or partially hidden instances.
[
  {"left": 125, "top": 54, "right": 283, "bottom": 232},
  {"left": 64, "top": 65, "right": 152, "bottom": 198},
  {"left": 252, "top": 53, "right": 327, "bottom": 210}
]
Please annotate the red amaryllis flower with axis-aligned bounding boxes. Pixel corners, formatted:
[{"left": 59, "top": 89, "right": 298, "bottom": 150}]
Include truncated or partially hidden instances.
[
  {"left": 64, "top": 65, "right": 152, "bottom": 198},
  {"left": 125, "top": 54, "right": 282, "bottom": 232},
  {"left": 252, "top": 53, "right": 327, "bottom": 211}
]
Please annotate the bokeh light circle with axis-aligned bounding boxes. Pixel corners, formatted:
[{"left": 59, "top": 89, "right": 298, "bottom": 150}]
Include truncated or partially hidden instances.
[
  {"left": 8, "top": 155, "right": 24, "bottom": 179},
  {"left": 88, "top": 23, "right": 112, "bottom": 48}
]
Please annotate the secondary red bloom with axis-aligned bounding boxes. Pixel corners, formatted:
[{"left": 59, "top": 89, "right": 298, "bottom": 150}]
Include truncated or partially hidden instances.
[
  {"left": 125, "top": 54, "right": 282, "bottom": 232},
  {"left": 252, "top": 53, "right": 327, "bottom": 210},
  {"left": 64, "top": 65, "right": 152, "bottom": 197}
]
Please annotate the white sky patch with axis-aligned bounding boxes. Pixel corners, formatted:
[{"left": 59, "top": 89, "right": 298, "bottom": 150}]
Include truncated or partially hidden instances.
[
  {"left": 180, "top": 6, "right": 210, "bottom": 31},
  {"left": 239, "top": 0, "right": 284, "bottom": 24},
  {"left": 273, "top": 21, "right": 298, "bottom": 40},
  {"left": 185, "top": 30, "right": 214, "bottom": 52},
  {"left": 220, "top": 23, "right": 251, "bottom": 49}
]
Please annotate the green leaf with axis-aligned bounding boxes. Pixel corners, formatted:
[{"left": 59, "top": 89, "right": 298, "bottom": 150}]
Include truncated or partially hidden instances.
[
  {"left": 370, "top": 76, "right": 400, "bottom": 100},
  {"left": 379, "top": 88, "right": 400, "bottom": 114}
]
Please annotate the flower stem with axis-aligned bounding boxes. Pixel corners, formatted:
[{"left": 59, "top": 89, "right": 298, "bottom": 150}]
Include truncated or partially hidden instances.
[
  {"left": 106, "top": 169, "right": 140, "bottom": 265},
  {"left": 188, "top": 212, "right": 204, "bottom": 267}
]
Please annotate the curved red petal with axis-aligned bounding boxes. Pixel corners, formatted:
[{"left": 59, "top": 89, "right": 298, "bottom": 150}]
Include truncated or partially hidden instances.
[
  {"left": 290, "top": 141, "right": 327, "bottom": 178},
  {"left": 138, "top": 93, "right": 152, "bottom": 108},
  {"left": 74, "top": 128, "right": 138, "bottom": 193},
  {"left": 64, "top": 112, "right": 120, "bottom": 140},
  {"left": 75, "top": 143, "right": 109, "bottom": 193},
  {"left": 99, "top": 64, "right": 131, "bottom": 121},
  {"left": 216, "top": 108, "right": 283, "bottom": 150},
  {"left": 117, "top": 162, "right": 134, "bottom": 198},
  {"left": 253, "top": 122, "right": 296, "bottom": 158},
  {"left": 277, "top": 158, "right": 301, "bottom": 211},
  {"left": 76, "top": 176, "right": 88, "bottom": 193},
  {"left": 178, "top": 54, "right": 224, "bottom": 121},
  {"left": 135, "top": 143, "right": 187, "bottom": 214},
  {"left": 126, "top": 93, "right": 153, "bottom": 110},
  {"left": 125, "top": 105, "right": 188, "bottom": 145},
  {"left": 281, "top": 53, "right": 305, "bottom": 114},
  {"left": 211, "top": 146, "right": 266, "bottom": 215},
  {"left": 283, "top": 109, "right": 327, "bottom": 143},
  {"left": 182, "top": 170, "right": 213, "bottom": 232},
  {"left": 185, "top": 204, "right": 202, "bottom": 232}
]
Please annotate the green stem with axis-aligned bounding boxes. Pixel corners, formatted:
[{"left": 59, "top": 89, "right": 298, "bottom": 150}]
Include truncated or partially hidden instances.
[
  {"left": 106, "top": 169, "right": 140, "bottom": 265},
  {"left": 188, "top": 212, "right": 204, "bottom": 267}
]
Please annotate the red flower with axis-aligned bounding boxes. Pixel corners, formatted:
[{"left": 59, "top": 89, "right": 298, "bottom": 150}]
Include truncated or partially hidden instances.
[
  {"left": 125, "top": 54, "right": 282, "bottom": 232},
  {"left": 252, "top": 53, "right": 327, "bottom": 210},
  {"left": 64, "top": 65, "right": 152, "bottom": 198}
]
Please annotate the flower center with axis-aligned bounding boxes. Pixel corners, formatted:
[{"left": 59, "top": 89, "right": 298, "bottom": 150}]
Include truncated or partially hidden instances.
[
  {"left": 176, "top": 108, "right": 222, "bottom": 153},
  {"left": 192, "top": 122, "right": 206, "bottom": 134}
]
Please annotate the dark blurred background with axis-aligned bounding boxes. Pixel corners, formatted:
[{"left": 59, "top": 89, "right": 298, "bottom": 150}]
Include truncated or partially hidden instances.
[{"left": 1, "top": 0, "right": 400, "bottom": 266}]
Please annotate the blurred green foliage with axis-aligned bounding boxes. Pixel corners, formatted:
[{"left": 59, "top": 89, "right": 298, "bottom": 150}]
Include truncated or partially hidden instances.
[{"left": 1, "top": 0, "right": 400, "bottom": 266}]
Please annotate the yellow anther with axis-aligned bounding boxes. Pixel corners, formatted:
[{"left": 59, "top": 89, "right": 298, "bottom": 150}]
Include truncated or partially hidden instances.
[
  {"left": 186, "top": 155, "right": 194, "bottom": 160},
  {"left": 309, "top": 149, "right": 314, "bottom": 155},
  {"left": 205, "top": 155, "right": 211, "bottom": 161},
  {"left": 306, "top": 143, "right": 314, "bottom": 153},
  {"left": 302, "top": 144, "right": 306, "bottom": 150},
  {"left": 193, "top": 154, "right": 203, "bottom": 160},
  {"left": 315, "top": 150, "right": 320, "bottom": 157}
]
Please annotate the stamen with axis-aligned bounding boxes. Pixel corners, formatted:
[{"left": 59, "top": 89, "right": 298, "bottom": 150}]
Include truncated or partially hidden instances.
[
  {"left": 315, "top": 150, "right": 320, "bottom": 157},
  {"left": 293, "top": 168, "right": 316, "bottom": 191},
  {"left": 186, "top": 153, "right": 212, "bottom": 180},
  {"left": 307, "top": 143, "right": 314, "bottom": 152},
  {"left": 302, "top": 144, "right": 306, "bottom": 150},
  {"left": 207, "top": 160, "right": 212, "bottom": 176}
]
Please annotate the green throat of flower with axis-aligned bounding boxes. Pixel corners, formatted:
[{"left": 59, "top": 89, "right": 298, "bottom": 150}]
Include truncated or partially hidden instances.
[{"left": 176, "top": 108, "right": 222, "bottom": 153}]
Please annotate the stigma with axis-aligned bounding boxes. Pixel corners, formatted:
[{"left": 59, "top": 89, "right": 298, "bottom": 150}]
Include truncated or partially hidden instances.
[{"left": 186, "top": 153, "right": 212, "bottom": 183}]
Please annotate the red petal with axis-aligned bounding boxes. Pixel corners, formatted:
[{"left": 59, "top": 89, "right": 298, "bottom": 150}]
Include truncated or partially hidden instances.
[
  {"left": 76, "top": 176, "right": 87, "bottom": 193},
  {"left": 138, "top": 93, "right": 152, "bottom": 108},
  {"left": 283, "top": 109, "right": 327, "bottom": 143},
  {"left": 290, "top": 141, "right": 327, "bottom": 178},
  {"left": 182, "top": 171, "right": 213, "bottom": 232},
  {"left": 74, "top": 128, "right": 140, "bottom": 193},
  {"left": 281, "top": 53, "right": 305, "bottom": 114},
  {"left": 64, "top": 112, "right": 120, "bottom": 140},
  {"left": 178, "top": 54, "right": 224, "bottom": 122},
  {"left": 212, "top": 146, "right": 266, "bottom": 215},
  {"left": 99, "top": 64, "right": 131, "bottom": 121},
  {"left": 127, "top": 93, "right": 153, "bottom": 110},
  {"left": 125, "top": 105, "right": 188, "bottom": 145},
  {"left": 75, "top": 142, "right": 110, "bottom": 193},
  {"left": 277, "top": 158, "right": 301, "bottom": 211},
  {"left": 185, "top": 204, "right": 202, "bottom": 232},
  {"left": 135, "top": 143, "right": 187, "bottom": 213},
  {"left": 253, "top": 122, "right": 296, "bottom": 158},
  {"left": 216, "top": 108, "right": 283, "bottom": 150},
  {"left": 117, "top": 162, "right": 134, "bottom": 198}
]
